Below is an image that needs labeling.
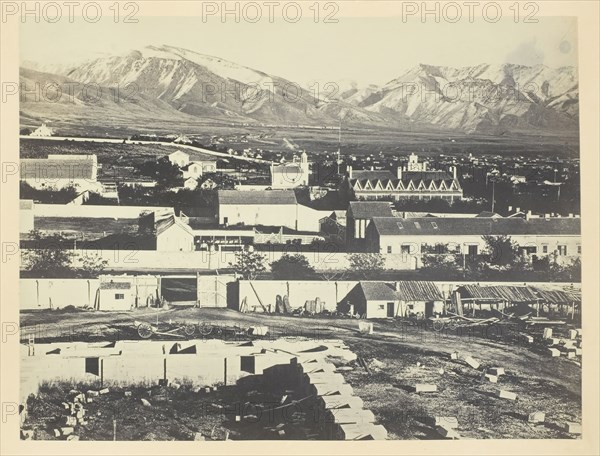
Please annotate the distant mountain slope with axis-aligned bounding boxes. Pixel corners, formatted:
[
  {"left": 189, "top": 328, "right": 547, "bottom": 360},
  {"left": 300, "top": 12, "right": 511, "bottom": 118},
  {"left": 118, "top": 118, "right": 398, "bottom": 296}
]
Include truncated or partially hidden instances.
[
  {"left": 20, "top": 48, "right": 578, "bottom": 134},
  {"left": 338, "top": 63, "right": 579, "bottom": 133}
]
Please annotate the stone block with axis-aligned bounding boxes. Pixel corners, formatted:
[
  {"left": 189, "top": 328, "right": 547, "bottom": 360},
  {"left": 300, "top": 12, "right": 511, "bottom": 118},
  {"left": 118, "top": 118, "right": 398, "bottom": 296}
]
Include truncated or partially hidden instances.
[
  {"left": 415, "top": 384, "right": 437, "bottom": 393},
  {"left": 488, "top": 367, "right": 505, "bottom": 376},
  {"left": 435, "top": 425, "right": 460, "bottom": 439},
  {"left": 464, "top": 356, "right": 480, "bottom": 369},
  {"left": 563, "top": 422, "right": 581, "bottom": 434},
  {"left": 528, "top": 412, "right": 545, "bottom": 423},
  {"left": 427, "top": 416, "right": 458, "bottom": 429},
  {"left": 543, "top": 328, "right": 552, "bottom": 339},
  {"left": 498, "top": 390, "right": 517, "bottom": 400},
  {"left": 485, "top": 374, "right": 498, "bottom": 383}
]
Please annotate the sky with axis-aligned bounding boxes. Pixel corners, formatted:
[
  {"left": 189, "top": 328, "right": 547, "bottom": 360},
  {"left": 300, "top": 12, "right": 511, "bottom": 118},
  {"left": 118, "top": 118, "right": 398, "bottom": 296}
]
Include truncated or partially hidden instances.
[{"left": 20, "top": 14, "right": 578, "bottom": 86}]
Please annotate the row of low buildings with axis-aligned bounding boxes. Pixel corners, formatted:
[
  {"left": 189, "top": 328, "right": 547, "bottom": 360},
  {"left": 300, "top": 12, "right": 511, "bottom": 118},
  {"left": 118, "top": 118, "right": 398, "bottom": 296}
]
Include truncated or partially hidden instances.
[
  {"left": 20, "top": 191, "right": 582, "bottom": 262},
  {"left": 20, "top": 275, "right": 581, "bottom": 320}
]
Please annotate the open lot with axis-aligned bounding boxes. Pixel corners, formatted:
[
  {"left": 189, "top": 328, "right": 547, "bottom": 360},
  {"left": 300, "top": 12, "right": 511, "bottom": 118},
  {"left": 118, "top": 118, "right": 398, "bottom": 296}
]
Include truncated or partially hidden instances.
[{"left": 20, "top": 307, "right": 582, "bottom": 440}]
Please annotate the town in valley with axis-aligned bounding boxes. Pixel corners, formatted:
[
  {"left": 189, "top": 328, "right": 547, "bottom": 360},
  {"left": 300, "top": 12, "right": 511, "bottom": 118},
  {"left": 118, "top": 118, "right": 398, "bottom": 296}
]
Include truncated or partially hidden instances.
[{"left": 15, "top": 17, "right": 583, "bottom": 443}]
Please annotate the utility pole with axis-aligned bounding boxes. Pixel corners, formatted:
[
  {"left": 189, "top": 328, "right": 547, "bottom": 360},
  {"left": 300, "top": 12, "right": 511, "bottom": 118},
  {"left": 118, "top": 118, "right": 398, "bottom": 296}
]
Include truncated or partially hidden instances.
[{"left": 491, "top": 179, "right": 495, "bottom": 213}]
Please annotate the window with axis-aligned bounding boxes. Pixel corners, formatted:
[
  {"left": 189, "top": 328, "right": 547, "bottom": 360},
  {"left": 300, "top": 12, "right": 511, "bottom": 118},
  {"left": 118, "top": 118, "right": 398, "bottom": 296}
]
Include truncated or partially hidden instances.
[
  {"left": 542, "top": 244, "right": 548, "bottom": 254},
  {"left": 557, "top": 245, "right": 567, "bottom": 256},
  {"left": 396, "top": 222, "right": 404, "bottom": 230},
  {"left": 115, "top": 293, "right": 125, "bottom": 300},
  {"left": 378, "top": 304, "right": 385, "bottom": 310},
  {"left": 85, "top": 357, "right": 100, "bottom": 376},
  {"left": 414, "top": 222, "right": 421, "bottom": 229},
  {"left": 431, "top": 222, "right": 438, "bottom": 229},
  {"left": 577, "top": 245, "right": 582, "bottom": 254},
  {"left": 387, "top": 246, "right": 392, "bottom": 254},
  {"left": 223, "top": 217, "right": 229, "bottom": 224},
  {"left": 401, "top": 244, "right": 411, "bottom": 254}
]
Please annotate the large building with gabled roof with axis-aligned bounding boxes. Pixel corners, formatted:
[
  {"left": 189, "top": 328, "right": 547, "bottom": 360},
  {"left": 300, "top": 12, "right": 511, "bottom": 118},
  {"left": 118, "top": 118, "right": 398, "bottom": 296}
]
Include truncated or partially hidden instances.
[
  {"left": 346, "top": 154, "right": 462, "bottom": 201},
  {"left": 365, "top": 215, "right": 581, "bottom": 260}
]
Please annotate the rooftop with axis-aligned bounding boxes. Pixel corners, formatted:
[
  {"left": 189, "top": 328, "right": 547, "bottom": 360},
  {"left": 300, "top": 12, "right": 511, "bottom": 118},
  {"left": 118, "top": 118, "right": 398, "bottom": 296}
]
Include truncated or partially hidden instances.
[
  {"left": 21, "top": 157, "right": 96, "bottom": 180},
  {"left": 371, "top": 217, "right": 581, "bottom": 236},
  {"left": 348, "top": 201, "right": 394, "bottom": 219},
  {"left": 218, "top": 190, "right": 297, "bottom": 205}
]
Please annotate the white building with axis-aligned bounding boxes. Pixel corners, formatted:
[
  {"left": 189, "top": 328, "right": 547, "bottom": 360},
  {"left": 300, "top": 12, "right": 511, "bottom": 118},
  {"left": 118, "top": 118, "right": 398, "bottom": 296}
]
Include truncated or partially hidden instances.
[
  {"left": 30, "top": 123, "right": 54, "bottom": 137},
  {"left": 218, "top": 190, "right": 299, "bottom": 229},
  {"left": 139, "top": 211, "right": 195, "bottom": 252},
  {"left": 270, "top": 151, "right": 310, "bottom": 189},
  {"left": 366, "top": 216, "right": 581, "bottom": 260},
  {"left": 347, "top": 154, "right": 462, "bottom": 201},
  {"left": 168, "top": 150, "right": 190, "bottom": 168},
  {"left": 20, "top": 154, "right": 101, "bottom": 192},
  {"left": 182, "top": 161, "right": 217, "bottom": 179},
  {"left": 183, "top": 177, "right": 198, "bottom": 190}
]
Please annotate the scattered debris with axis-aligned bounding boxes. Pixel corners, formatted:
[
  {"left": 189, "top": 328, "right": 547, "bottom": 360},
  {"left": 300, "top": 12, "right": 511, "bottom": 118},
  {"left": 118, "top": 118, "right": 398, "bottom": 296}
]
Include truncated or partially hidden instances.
[
  {"left": 141, "top": 398, "right": 152, "bottom": 407},
  {"left": 415, "top": 384, "right": 437, "bottom": 393},
  {"left": 124, "top": 391, "right": 132, "bottom": 397},
  {"left": 548, "top": 348, "right": 560, "bottom": 357},
  {"left": 435, "top": 425, "right": 460, "bottom": 439},
  {"left": 498, "top": 390, "right": 518, "bottom": 400},
  {"left": 484, "top": 374, "right": 498, "bottom": 383},
  {"left": 98, "top": 388, "right": 110, "bottom": 395},
  {"left": 543, "top": 328, "right": 553, "bottom": 339},
  {"left": 528, "top": 412, "right": 545, "bottom": 424},
  {"left": 563, "top": 422, "right": 582, "bottom": 435},
  {"left": 427, "top": 416, "right": 458, "bottom": 429},
  {"left": 450, "top": 352, "right": 459, "bottom": 360},
  {"left": 464, "top": 356, "right": 481, "bottom": 369},
  {"left": 488, "top": 367, "right": 505, "bottom": 376}
]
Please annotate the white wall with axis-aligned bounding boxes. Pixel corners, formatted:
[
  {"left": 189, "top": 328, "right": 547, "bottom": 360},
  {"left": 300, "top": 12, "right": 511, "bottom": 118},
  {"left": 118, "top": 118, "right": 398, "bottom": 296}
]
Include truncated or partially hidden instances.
[
  {"left": 33, "top": 204, "right": 173, "bottom": 219},
  {"left": 377, "top": 234, "right": 582, "bottom": 259},
  {"left": 156, "top": 224, "right": 195, "bottom": 252},
  {"left": 220, "top": 204, "right": 298, "bottom": 229}
]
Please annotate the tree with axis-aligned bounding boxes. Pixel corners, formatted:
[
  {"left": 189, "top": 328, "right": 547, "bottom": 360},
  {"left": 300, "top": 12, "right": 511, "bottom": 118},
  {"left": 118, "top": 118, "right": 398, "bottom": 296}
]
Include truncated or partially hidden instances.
[
  {"left": 482, "top": 235, "right": 518, "bottom": 267},
  {"left": 153, "top": 157, "right": 182, "bottom": 189},
  {"left": 231, "top": 250, "right": 267, "bottom": 280},
  {"left": 270, "top": 254, "right": 316, "bottom": 280},
  {"left": 347, "top": 253, "right": 385, "bottom": 279},
  {"left": 23, "top": 231, "right": 74, "bottom": 278},
  {"left": 76, "top": 253, "right": 108, "bottom": 278}
]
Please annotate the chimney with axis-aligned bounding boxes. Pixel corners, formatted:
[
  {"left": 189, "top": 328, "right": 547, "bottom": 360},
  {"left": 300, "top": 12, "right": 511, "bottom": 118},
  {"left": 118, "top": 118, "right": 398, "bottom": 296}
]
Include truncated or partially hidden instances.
[
  {"left": 423, "top": 161, "right": 428, "bottom": 171},
  {"left": 451, "top": 165, "right": 457, "bottom": 179},
  {"left": 508, "top": 205, "right": 513, "bottom": 212},
  {"left": 397, "top": 167, "right": 402, "bottom": 180},
  {"left": 568, "top": 213, "right": 574, "bottom": 218},
  {"left": 544, "top": 213, "right": 550, "bottom": 219},
  {"left": 516, "top": 207, "right": 520, "bottom": 213},
  {"left": 347, "top": 165, "right": 353, "bottom": 178},
  {"left": 526, "top": 209, "right": 532, "bottom": 220}
]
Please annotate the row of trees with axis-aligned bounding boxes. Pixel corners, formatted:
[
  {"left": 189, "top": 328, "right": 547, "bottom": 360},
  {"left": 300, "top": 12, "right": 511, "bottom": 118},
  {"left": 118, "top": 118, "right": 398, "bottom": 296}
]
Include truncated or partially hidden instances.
[
  {"left": 231, "top": 250, "right": 385, "bottom": 280},
  {"left": 421, "top": 235, "right": 581, "bottom": 281}
]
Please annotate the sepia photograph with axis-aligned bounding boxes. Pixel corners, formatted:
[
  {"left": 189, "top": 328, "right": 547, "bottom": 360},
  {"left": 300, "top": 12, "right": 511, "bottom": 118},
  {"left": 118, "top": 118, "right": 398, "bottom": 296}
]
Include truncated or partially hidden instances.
[{"left": 1, "top": 1, "right": 599, "bottom": 453}]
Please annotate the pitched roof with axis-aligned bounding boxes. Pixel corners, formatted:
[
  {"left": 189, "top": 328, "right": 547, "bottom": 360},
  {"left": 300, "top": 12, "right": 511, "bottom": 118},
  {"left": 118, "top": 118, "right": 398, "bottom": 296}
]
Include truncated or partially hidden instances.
[
  {"left": 395, "top": 280, "right": 445, "bottom": 301},
  {"left": 21, "top": 158, "right": 96, "bottom": 180},
  {"left": 351, "top": 170, "right": 395, "bottom": 180},
  {"left": 358, "top": 281, "right": 443, "bottom": 301},
  {"left": 348, "top": 201, "right": 393, "bottom": 219},
  {"left": 372, "top": 217, "right": 581, "bottom": 236},
  {"left": 218, "top": 190, "right": 297, "bottom": 205},
  {"left": 457, "top": 284, "right": 539, "bottom": 302},
  {"left": 359, "top": 282, "right": 399, "bottom": 301}
]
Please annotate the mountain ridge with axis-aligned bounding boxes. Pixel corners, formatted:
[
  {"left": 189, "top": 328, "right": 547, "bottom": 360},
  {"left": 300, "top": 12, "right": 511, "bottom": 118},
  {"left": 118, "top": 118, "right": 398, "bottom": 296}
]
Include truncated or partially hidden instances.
[{"left": 20, "top": 45, "right": 579, "bottom": 134}]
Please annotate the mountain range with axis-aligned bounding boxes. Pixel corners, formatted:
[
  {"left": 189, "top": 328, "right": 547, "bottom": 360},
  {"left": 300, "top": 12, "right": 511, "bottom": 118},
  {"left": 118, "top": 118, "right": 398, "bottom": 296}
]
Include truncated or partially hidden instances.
[{"left": 20, "top": 45, "right": 579, "bottom": 134}]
